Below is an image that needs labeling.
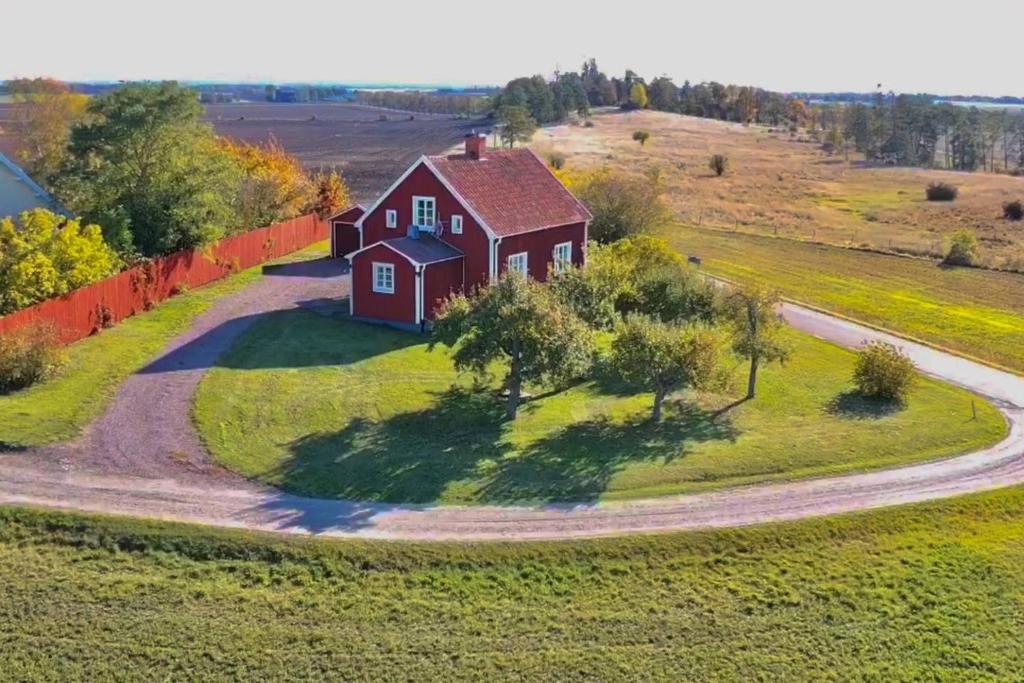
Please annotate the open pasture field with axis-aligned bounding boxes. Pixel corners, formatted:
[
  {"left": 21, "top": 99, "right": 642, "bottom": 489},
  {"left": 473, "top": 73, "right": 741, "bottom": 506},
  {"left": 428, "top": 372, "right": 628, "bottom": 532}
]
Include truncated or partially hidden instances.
[
  {"left": 204, "top": 103, "right": 485, "bottom": 201},
  {"left": 533, "top": 110, "right": 1024, "bottom": 269},
  {"left": 664, "top": 225, "right": 1024, "bottom": 372},
  {"left": 3, "top": 487, "right": 1024, "bottom": 680},
  {"left": 194, "top": 309, "right": 1003, "bottom": 504}
]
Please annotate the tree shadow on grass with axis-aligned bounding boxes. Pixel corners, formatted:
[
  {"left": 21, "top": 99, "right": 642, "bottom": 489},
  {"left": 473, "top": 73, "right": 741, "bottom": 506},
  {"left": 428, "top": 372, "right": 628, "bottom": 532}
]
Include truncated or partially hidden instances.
[
  {"left": 825, "top": 390, "right": 904, "bottom": 419},
  {"left": 269, "top": 388, "right": 740, "bottom": 505}
]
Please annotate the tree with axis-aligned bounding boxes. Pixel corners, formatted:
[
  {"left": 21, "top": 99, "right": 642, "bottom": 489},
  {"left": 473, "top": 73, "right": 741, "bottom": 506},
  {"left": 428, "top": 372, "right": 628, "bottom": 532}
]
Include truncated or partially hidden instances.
[
  {"left": 8, "top": 78, "right": 89, "bottom": 184},
  {"left": 566, "top": 169, "right": 669, "bottom": 243},
  {"left": 310, "top": 169, "right": 351, "bottom": 219},
  {"left": 709, "top": 154, "right": 729, "bottom": 177},
  {"left": 647, "top": 77, "right": 679, "bottom": 112},
  {"left": 496, "top": 106, "right": 538, "bottom": 149},
  {"left": 853, "top": 341, "right": 916, "bottom": 401},
  {"left": 627, "top": 82, "right": 649, "bottom": 110},
  {"left": 57, "top": 82, "right": 239, "bottom": 257},
  {"left": 549, "top": 263, "right": 619, "bottom": 329},
  {"left": 221, "top": 137, "right": 314, "bottom": 229},
  {"left": 634, "top": 262, "right": 720, "bottom": 324},
  {"left": 0, "top": 209, "right": 120, "bottom": 314},
  {"left": 610, "top": 316, "right": 725, "bottom": 421},
  {"left": 431, "top": 272, "right": 593, "bottom": 420},
  {"left": 944, "top": 229, "right": 979, "bottom": 266},
  {"left": 632, "top": 130, "right": 651, "bottom": 146},
  {"left": 726, "top": 286, "right": 789, "bottom": 399}
]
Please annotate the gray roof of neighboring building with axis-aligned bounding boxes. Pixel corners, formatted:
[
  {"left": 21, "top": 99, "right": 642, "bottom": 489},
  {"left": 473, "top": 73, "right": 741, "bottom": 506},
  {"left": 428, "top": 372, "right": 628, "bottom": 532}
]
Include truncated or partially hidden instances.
[
  {"left": 0, "top": 152, "right": 65, "bottom": 218},
  {"left": 382, "top": 234, "right": 464, "bottom": 265}
]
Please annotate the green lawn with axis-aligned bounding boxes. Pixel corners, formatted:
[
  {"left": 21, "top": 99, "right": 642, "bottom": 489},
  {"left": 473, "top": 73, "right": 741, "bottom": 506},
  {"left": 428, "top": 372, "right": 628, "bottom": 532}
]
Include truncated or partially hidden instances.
[
  {"left": 0, "top": 242, "right": 328, "bottom": 448},
  {"left": 3, "top": 488, "right": 1024, "bottom": 680},
  {"left": 663, "top": 224, "right": 1024, "bottom": 372},
  {"left": 194, "top": 309, "right": 1005, "bottom": 504}
]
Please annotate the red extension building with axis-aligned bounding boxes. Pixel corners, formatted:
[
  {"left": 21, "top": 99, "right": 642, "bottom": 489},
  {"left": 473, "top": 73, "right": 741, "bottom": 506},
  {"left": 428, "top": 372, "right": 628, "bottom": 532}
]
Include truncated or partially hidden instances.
[{"left": 338, "top": 134, "right": 592, "bottom": 329}]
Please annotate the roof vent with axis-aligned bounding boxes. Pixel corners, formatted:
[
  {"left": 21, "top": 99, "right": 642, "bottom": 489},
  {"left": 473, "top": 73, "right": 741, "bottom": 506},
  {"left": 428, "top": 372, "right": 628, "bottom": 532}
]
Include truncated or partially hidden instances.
[{"left": 406, "top": 224, "right": 420, "bottom": 240}]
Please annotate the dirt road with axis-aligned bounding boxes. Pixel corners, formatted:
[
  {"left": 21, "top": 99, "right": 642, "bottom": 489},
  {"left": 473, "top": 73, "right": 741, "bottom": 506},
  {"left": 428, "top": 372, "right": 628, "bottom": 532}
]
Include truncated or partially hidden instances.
[{"left": 2, "top": 263, "right": 1023, "bottom": 541}]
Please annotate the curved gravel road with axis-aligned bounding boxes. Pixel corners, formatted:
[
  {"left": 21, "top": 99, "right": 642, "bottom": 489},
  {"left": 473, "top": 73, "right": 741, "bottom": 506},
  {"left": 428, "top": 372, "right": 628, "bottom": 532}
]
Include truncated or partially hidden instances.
[{"left": 2, "top": 257, "right": 1023, "bottom": 541}]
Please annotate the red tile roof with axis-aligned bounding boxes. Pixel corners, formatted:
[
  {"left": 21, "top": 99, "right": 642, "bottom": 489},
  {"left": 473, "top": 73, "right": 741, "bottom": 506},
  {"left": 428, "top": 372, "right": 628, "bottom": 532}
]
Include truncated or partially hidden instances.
[{"left": 427, "top": 149, "right": 591, "bottom": 237}]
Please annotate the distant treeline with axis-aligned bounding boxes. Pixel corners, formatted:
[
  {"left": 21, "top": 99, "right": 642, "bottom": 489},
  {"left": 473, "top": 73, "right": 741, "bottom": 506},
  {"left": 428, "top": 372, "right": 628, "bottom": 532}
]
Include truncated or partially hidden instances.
[
  {"left": 355, "top": 90, "right": 491, "bottom": 116},
  {"left": 492, "top": 60, "right": 1024, "bottom": 172}
]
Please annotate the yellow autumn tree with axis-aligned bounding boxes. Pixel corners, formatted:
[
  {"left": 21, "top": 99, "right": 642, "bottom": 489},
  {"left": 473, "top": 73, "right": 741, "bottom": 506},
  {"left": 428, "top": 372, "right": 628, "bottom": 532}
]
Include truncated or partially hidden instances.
[
  {"left": 0, "top": 209, "right": 120, "bottom": 314},
  {"left": 221, "top": 137, "right": 315, "bottom": 229},
  {"left": 9, "top": 78, "right": 89, "bottom": 183},
  {"left": 310, "top": 169, "right": 351, "bottom": 218}
]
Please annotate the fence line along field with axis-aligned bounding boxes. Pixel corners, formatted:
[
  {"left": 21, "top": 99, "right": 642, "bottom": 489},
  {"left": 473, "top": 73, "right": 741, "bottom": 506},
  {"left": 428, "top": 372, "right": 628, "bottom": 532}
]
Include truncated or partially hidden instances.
[{"left": 533, "top": 110, "right": 1024, "bottom": 270}]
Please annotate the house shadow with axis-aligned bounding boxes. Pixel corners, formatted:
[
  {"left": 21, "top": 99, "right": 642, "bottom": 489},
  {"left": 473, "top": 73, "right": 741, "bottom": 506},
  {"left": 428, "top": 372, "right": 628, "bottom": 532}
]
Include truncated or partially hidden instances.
[
  {"left": 262, "top": 257, "right": 349, "bottom": 278},
  {"left": 825, "top": 390, "right": 903, "bottom": 419},
  {"left": 269, "top": 389, "right": 740, "bottom": 505}
]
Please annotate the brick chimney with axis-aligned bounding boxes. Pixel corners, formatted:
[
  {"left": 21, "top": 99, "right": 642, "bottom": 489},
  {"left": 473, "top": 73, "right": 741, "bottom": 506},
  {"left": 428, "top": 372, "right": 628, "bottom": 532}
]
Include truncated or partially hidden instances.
[{"left": 465, "top": 132, "right": 486, "bottom": 160}]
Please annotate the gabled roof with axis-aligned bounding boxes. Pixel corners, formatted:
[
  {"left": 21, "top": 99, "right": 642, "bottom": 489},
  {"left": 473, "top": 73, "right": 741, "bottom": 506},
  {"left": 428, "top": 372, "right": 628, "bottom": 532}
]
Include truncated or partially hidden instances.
[
  {"left": 425, "top": 149, "right": 592, "bottom": 237},
  {"left": 0, "top": 152, "right": 66, "bottom": 218},
  {"left": 347, "top": 233, "right": 464, "bottom": 266},
  {"left": 327, "top": 204, "right": 366, "bottom": 223}
]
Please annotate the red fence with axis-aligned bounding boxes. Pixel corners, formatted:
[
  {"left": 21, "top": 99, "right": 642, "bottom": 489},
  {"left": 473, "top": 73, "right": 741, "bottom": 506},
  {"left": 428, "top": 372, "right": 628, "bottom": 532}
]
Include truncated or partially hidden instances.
[{"left": 0, "top": 213, "right": 328, "bottom": 345}]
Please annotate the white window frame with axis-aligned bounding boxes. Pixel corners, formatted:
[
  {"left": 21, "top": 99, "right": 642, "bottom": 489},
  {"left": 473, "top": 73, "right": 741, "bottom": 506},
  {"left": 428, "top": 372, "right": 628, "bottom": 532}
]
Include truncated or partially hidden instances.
[
  {"left": 507, "top": 252, "right": 528, "bottom": 276},
  {"left": 553, "top": 241, "right": 573, "bottom": 274},
  {"left": 412, "top": 196, "right": 436, "bottom": 228},
  {"left": 385, "top": 209, "right": 397, "bottom": 229},
  {"left": 372, "top": 262, "right": 395, "bottom": 294},
  {"left": 451, "top": 214, "right": 463, "bottom": 235}
]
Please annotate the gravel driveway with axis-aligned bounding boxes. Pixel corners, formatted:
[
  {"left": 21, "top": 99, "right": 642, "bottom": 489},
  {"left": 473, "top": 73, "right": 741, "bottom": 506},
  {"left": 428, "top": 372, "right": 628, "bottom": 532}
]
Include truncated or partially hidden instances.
[{"left": 2, "top": 261, "right": 1023, "bottom": 541}]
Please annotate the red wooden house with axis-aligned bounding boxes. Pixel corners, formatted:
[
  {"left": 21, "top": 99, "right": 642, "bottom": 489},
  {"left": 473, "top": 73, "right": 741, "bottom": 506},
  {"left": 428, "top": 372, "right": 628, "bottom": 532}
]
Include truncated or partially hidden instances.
[{"left": 346, "top": 134, "right": 592, "bottom": 329}]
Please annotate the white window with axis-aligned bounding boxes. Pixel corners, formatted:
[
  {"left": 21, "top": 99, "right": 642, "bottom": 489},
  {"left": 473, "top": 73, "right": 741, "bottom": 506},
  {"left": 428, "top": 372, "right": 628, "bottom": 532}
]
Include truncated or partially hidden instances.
[
  {"left": 451, "top": 214, "right": 463, "bottom": 235},
  {"left": 507, "top": 252, "right": 528, "bottom": 276},
  {"left": 553, "top": 242, "right": 573, "bottom": 273},
  {"left": 412, "top": 196, "right": 436, "bottom": 227},
  {"left": 373, "top": 262, "right": 395, "bottom": 294},
  {"left": 385, "top": 209, "right": 397, "bottom": 229}
]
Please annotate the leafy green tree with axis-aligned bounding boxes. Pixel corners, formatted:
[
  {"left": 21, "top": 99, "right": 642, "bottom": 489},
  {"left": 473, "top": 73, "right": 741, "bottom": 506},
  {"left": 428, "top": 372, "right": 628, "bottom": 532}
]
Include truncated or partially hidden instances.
[
  {"left": 497, "top": 106, "right": 538, "bottom": 149},
  {"left": 0, "top": 209, "right": 120, "bottom": 314},
  {"left": 57, "top": 82, "right": 240, "bottom": 257},
  {"left": 853, "top": 341, "right": 917, "bottom": 401},
  {"left": 567, "top": 169, "right": 669, "bottom": 243},
  {"left": 726, "top": 285, "right": 789, "bottom": 399},
  {"left": 610, "top": 316, "right": 725, "bottom": 422},
  {"left": 647, "top": 77, "right": 679, "bottom": 112},
  {"left": 431, "top": 272, "right": 593, "bottom": 420},
  {"left": 550, "top": 263, "right": 619, "bottom": 330},
  {"left": 944, "top": 229, "right": 979, "bottom": 266},
  {"left": 634, "top": 262, "right": 720, "bottom": 324},
  {"left": 632, "top": 130, "right": 651, "bottom": 146}
]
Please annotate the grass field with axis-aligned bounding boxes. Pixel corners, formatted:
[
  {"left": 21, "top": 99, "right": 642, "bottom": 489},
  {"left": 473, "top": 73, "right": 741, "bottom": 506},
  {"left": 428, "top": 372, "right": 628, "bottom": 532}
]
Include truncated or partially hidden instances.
[
  {"left": 533, "top": 110, "right": 1024, "bottom": 270},
  {"left": 194, "top": 309, "right": 1004, "bottom": 504},
  {"left": 0, "top": 242, "right": 327, "bottom": 449},
  {"left": 3, "top": 487, "right": 1024, "bottom": 680},
  {"left": 664, "top": 225, "right": 1024, "bottom": 372}
]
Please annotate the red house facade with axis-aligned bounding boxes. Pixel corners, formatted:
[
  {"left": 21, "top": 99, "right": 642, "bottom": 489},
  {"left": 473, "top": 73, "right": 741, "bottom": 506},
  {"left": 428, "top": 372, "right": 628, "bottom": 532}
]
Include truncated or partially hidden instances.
[{"left": 346, "top": 134, "right": 592, "bottom": 329}]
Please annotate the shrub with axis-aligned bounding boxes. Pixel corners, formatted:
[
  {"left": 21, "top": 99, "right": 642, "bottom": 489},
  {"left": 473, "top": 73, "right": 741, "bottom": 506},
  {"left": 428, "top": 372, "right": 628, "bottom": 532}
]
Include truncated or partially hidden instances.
[
  {"left": 0, "top": 323, "right": 64, "bottom": 394},
  {"left": 852, "top": 341, "right": 916, "bottom": 401},
  {"left": 547, "top": 152, "right": 566, "bottom": 170},
  {"left": 944, "top": 229, "right": 979, "bottom": 266},
  {"left": 567, "top": 169, "right": 669, "bottom": 243},
  {"left": 583, "top": 120, "right": 595, "bottom": 128},
  {"left": 709, "top": 154, "right": 729, "bottom": 177},
  {"left": 632, "top": 130, "right": 651, "bottom": 146},
  {"left": 925, "top": 182, "right": 958, "bottom": 201},
  {"left": 1003, "top": 199, "right": 1023, "bottom": 221}
]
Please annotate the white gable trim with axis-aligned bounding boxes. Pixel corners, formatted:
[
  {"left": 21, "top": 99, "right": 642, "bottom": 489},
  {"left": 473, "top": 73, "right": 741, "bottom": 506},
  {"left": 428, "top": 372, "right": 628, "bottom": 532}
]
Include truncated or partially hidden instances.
[
  {"left": 326, "top": 203, "right": 366, "bottom": 223},
  {"left": 345, "top": 240, "right": 418, "bottom": 266},
  {"left": 354, "top": 158, "right": 430, "bottom": 231}
]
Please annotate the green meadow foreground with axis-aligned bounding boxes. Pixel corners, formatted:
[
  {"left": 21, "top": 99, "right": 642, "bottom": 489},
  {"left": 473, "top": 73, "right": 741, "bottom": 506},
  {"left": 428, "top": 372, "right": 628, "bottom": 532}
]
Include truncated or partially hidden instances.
[
  {"left": 0, "top": 243, "right": 327, "bottom": 449},
  {"left": 3, "top": 490, "right": 1024, "bottom": 680},
  {"left": 665, "top": 225, "right": 1024, "bottom": 373},
  {"left": 194, "top": 309, "right": 1004, "bottom": 504}
]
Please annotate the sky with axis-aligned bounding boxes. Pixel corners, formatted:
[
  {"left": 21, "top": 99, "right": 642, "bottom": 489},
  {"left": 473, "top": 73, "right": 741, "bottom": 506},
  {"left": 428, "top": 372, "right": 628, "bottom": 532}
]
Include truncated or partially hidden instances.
[{"left": 4, "top": 0, "right": 1020, "bottom": 96}]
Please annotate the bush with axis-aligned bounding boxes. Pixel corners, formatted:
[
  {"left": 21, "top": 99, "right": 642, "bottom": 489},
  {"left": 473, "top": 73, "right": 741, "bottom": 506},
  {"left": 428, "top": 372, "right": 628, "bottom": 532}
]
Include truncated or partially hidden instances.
[
  {"left": 568, "top": 169, "right": 669, "bottom": 243},
  {"left": 925, "top": 182, "right": 958, "bottom": 201},
  {"left": 852, "top": 341, "right": 916, "bottom": 401},
  {"left": 0, "top": 324, "right": 64, "bottom": 394},
  {"left": 944, "top": 229, "right": 979, "bottom": 266},
  {"left": 583, "top": 120, "right": 595, "bottom": 128},
  {"left": 547, "top": 152, "right": 566, "bottom": 170},
  {"left": 709, "top": 154, "right": 729, "bottom": 177},
  {"left": 632, "top": 130, "right": 651, "bottom": 146},
  {"left": 1003, "top": 200, "right": 1023, "bottom": 221}
]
